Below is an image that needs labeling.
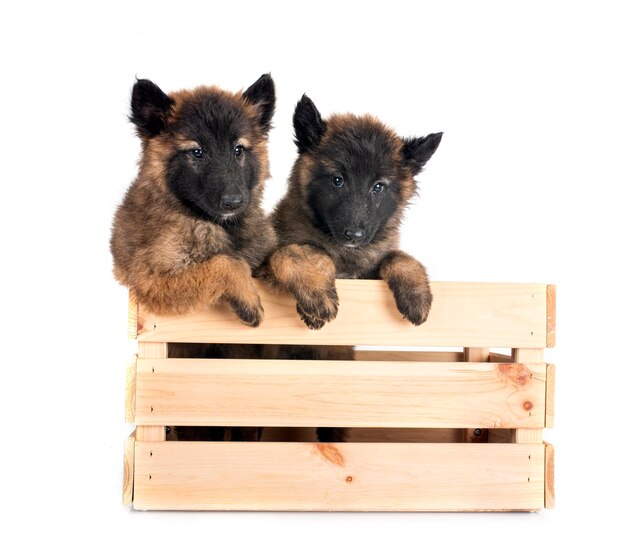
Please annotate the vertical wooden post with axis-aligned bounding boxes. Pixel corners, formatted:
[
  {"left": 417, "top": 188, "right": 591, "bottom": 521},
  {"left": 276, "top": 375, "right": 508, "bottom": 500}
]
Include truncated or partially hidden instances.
[
  {"left": 135, "top": 342, "right": 168, "bottom": 442},
  {"left": 463, "top": 347, "right": 490, "bottom": 442},
  {"left": 511, "top": 348, "right": 544, "bottom": 443}
]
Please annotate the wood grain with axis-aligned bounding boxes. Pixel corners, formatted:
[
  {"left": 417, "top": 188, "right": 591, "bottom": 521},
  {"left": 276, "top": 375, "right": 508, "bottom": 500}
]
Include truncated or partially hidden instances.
[
  {"left": 123, "top": 432, "right": 135, "bottom": 506},
  {"left": 512, "top": 348, "right": 544, "bottom": 443},
  {"left": 134, "top": 281, "right": 550, "bottom": 347},
  {"left": 125, "top": 357, "right": 136, "bottom": 423},
  {"left": 136, "top": 342, "right": 168, "bottom": 442},
  {"left": 355, "top": 350, "right": 464, "bottom": 362},
  {"left": 463, "top": 347, "right": 490, "bottom": 442},
  {"left": 133, "top": 442, "right": 546, "bottom": 511},
  {"left": 546, "top": 364, "right": 555, "bottom": 428},
  {"left": 547, "top": 284, "right": 556, "bottom": 347},
  {"left": 135, "top": 359, "right": 548, "bottom": 428},
  {"left": 545, "top": 442, "right": 555, "bottom": 508}
]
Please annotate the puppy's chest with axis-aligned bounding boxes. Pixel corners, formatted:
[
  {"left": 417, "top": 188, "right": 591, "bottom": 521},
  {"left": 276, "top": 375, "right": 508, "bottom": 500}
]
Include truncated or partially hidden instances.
[
  {"left": 334, "top": 249, "right": 381, "bottom": 279},
  {"left": 184, "top": 222, "right": 233, "bottom": 262}
]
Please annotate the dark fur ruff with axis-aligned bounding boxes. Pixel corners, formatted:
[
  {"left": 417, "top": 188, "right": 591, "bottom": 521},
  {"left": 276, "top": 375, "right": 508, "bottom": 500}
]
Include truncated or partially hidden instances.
[
  {"left": 264, "top": 94, "right": 442, "bottom": 330},
  {"left": 110, "top": 74, "right": 277, "bottom": 326}
]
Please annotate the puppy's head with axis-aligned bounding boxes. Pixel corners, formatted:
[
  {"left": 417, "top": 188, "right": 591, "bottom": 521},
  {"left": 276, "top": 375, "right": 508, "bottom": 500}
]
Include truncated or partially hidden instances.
[
  {"left": 130, "top": 74, "right": 275, "bottom": 222},
  {"left": 293, "top": 95, "right": 442, "bottom": 248}
]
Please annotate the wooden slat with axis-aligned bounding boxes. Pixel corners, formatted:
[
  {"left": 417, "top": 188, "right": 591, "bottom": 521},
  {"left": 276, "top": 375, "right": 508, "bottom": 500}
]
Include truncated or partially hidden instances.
[
  {"left": 123, "top": 432, "right": 135, "bottom": 506},
  {"left": 128, "top": 295, "right": 138, "bottom": 340},
  {"left": 545, "top": 442, "right": 555, "bottom": 508},
  {"left": 354, "top": 350, "right": 463, "bottom": 362},
  {"left": 547, "top": 285, "right": 556, "bottom": 347},
  {"left": 134, "top": 281, "right": 549, "bottom": 347},
  {"left": 135, "top": 359, "right": 547, "bottom": 428},
  {"left": 138, "top": 342, "right": 168, "bottom": 358},
  {"left": 512, "top": 348, "right": 544, "bottom": 443},
  {"left": 125, "top": 357, "right": 136, "bottom": 423},
  {"left": 133, "top": 442, "right": 546, "bottom": 511},
  {"left": 489, "top": 352, "right": 512, "bottom": 363},
  {"left": 546, "top": 364, "right": 555, "bottom": 428},
  {"left": 136, "top": 426, "right": 166, "bottom": 441},
  {"left": 463, "top": 348, "right": 490, "bottom": 442},
  {"left": 463, "top": 347, "right": 490, "bottom": 362},
  {"left": 136, "top": 342, "right": 168, "bottom": 443}
]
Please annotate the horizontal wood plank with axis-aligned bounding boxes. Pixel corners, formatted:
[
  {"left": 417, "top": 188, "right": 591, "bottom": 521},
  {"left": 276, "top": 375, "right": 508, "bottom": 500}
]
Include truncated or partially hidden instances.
[
  {"left": 135, "top": 359, "right": 547, "bottom": 428},
  {"left": 133, "top": 442, "right": 547, "bottom": 511},
  {"left": 354, "top": 350, "right": 464, "bottom": 362},
  {"left": 133, "top": 281, "right": 550, "bottom": 347}
]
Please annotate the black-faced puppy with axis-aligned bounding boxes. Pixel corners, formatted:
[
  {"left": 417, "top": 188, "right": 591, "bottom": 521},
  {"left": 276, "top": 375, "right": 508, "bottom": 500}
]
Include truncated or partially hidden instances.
[
  {"left": 264, "top": 95, "right": 442, "bottom": 330},
  {"left": 111, "top": 74, "right": 277, "bottom": 442},
  {"left": 111, "top": 74, "right": 277, "bottom": 326}
]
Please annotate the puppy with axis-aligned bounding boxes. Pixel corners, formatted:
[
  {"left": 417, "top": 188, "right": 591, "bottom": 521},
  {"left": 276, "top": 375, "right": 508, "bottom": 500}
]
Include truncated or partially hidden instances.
[
  {"left": 111, "top": 74, "right": 277, "bottom": 441},
  {"left": 262, "top": 96, "right": 442, "bottom": 441},
  {"left": 111, "top": 74, "right": 276, "bottom": 326},
  {"left": 265, "top": 95, "right": 442, "bottom": 330}
]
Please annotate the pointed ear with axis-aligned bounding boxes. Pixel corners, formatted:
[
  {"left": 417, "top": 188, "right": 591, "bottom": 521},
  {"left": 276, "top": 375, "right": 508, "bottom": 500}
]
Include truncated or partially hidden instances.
[
  {"left": 130, "top": 79, "right": 173, "bottom": 137},
  {"left": 242, "top": 73, "right": 276, "bottom": 134},
  {"left": 401, "top": 132, "right": 443, "bottom": 175},
  {"left": 293, "top": 94, "right": 326, "bottom": 153}
]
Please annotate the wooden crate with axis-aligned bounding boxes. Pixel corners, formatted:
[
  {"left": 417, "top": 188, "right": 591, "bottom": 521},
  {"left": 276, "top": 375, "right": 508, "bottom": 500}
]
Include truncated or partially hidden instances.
[{"left": 123, "top": 280, "right": 555, "bottom": 511}]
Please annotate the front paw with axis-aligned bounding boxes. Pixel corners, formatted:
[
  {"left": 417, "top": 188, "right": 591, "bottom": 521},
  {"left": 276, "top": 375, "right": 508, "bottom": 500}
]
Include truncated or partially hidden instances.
[
  {"left": 225, "top": 292, "right": 264, "bottom": 327},
  {"left": 294, "top": 286, "right": 339, "bottom": 330},
  {"left": 389, "top": 281, "right": 432, "bottom": 326}
]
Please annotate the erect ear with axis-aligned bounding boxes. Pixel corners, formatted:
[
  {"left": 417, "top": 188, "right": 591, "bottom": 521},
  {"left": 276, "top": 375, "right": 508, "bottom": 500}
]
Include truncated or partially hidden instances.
[
  {"left": 293, "top": 94, "right": 326, "bottom": 153},
  {"left": 401, "top": 132, "right": 443, "bottom": 175},
  {"left": 130, "top": 79, "right": 173, "bottom": 137},
  {"left": 242, "top": 73, "right": 276, "bottom": 134}
]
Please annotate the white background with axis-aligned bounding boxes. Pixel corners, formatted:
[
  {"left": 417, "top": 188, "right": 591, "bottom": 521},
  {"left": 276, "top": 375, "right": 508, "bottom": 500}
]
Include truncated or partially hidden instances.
[{"left": 2, "top": 0, "right": 625, "bottom": 539}]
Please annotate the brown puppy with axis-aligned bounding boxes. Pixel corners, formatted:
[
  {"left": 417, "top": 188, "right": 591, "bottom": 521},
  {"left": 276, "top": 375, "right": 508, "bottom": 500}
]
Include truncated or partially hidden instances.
[
  {"left": 111, "top": 74, "right": 276, "bottom": 327},
  {"left": 261, "top": 96, "right": 442, "bottom": 442},
  {"left": 111, "top": 75, "right": 277, "bottom": 441},
  {"left": 264, "top": 95, "right": 442, "bottom": 330}
]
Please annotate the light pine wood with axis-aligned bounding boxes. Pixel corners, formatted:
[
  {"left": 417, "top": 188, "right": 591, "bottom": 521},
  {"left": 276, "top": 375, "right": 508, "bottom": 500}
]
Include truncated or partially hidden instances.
[
  {"left": 136, "top": 426, "right": 166, "bottom": 441},
  {"left": 489, "top": 352, "right": 512, "bottom": 363},
  {"left": 463, "top": 348, "right": 490, "bottom": 442},
  {"left": 136, "top": 342, "right": 168, "bottom": 442},
  {"left": 133, "top": 442, "right": 546, "bottom": 511},
  {"left": 138, "top": 342, "right": 168, "bottom": 358},
  {"left": 128, "top": 295, "right": 138, "bottom": 340},
  {"left": 123, "top": 281, "right": 556, "bottom": 511},
  {"left": 134, "top": 281, "right": 550, "bottom": 347},
  {"left": 123, "top": 432, "right": 135, "bottom": 506},
  {"left": 547, "top": 284, "right": 556, "bottom": 347},
  {"left": 135, "top": 359, "right": 547, "bottom": 428},
  {"left": 355, "top": 350, "right": 464, "bottom": 362},
  {"left": 125, "top": 357, "right": 136, "bottom": 423},
  {"left": 463, "top": 347, "right": 490, "bottom": 362},
  {"left": 546, "top": 364, "right": 555, "bottom": 428},
  {"left": 512, "top": 348, "right": 544, "bottom": 363},
  {"left": 545, "top": 442, "right": 555, "bottom": 508},
  {"left": 512, "top": 348, "right": 544, "bottom": 443}
]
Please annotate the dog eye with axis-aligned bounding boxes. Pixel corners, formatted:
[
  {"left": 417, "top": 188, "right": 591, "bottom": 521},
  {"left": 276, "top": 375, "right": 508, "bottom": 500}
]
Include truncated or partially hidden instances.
[
  {"left": 372, "top": 182, "right": 386, "bottom": 194},
  {"left": 234, "top": 145, "right": 245, "bottom": 157},
  {"left": 190, "top": 148, "right": 204, "bottom": 159},
  {"left": 332, "top": 176, "right": 344, "bottom": 188}
]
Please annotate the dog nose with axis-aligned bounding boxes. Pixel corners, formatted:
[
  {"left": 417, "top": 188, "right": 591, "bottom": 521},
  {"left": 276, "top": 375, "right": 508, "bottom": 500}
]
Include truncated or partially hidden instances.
[
  {"left": 344, "top": 229, "right": 364, "bottom": 241},
  {"left": 220, "top": 194, "right": 243, "bottom": 210}
]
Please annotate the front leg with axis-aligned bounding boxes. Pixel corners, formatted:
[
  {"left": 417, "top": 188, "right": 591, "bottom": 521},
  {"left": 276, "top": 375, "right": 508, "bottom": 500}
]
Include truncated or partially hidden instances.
[
  {"left": 131, "top": 254, "right": 263, "bottom": 327},
  {"left": 379, "top": 250, "right": 432, "bottom": 326},
  {"left": 262, "top": 244, "right": 338, "bottom": 330}
]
